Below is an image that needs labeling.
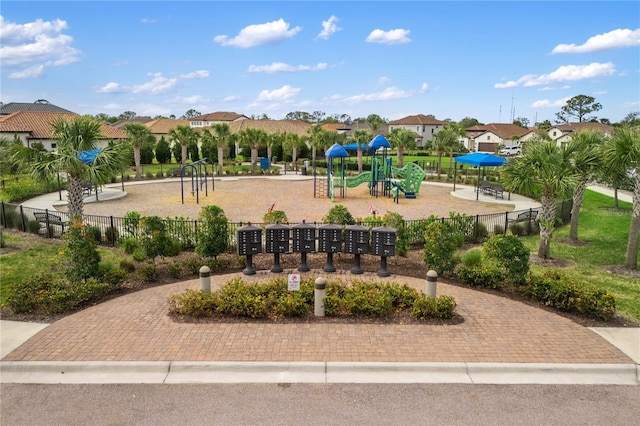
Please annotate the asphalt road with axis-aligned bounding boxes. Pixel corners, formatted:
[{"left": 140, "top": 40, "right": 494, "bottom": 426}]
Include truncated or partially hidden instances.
[{"left": 2, "top": 383, "right": 639, "bottom": 425}]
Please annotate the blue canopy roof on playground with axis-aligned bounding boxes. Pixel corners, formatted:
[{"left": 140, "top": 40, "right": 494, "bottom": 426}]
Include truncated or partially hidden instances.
[
  {"left": 325, "top": 143, "right": 349, "bottom": 158},
  {"left": 454, "top": 152, "right": 507, "bottom": 167},
  {"left": 77, "top": 149, "right": 101, "bottom": 165},
  {"left": 368, "top": 134, "right": 391, "bottom": 149},
  {"left": 342, "top": 142, "right": 368, "bottom": 151}
]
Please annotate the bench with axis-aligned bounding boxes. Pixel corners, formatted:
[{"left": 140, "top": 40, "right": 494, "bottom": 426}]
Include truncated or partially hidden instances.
[
  {"left": 481, "top": 182, "right": 504, "bottom": 199},
  {"left": 34, "top": 211, "right": 69, "bottom": 234},
  {"left": 508, "top": 210, "right": 538, "bottom": 224}
]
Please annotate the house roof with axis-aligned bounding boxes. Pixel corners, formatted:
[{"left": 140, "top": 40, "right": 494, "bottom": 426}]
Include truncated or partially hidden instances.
[
  {"left": 465, "top": 123, "right": 530, "bottom": 139},
  {"left": 0, "top": 111, "right": 126, "bottom": 139},
  {"left": 191, "top": 111, "right": 248, "bottom": 122},
  {"left": 0, "top": 102, "right": 74, "bottom": 115},
  {"left": 551, "top": 122, "right": 613, "bottom": 134},
  {"left": 144, "top": 119, "right": 190, "bottom": 135},
  {"left": 389, "top": 114, "right": 446, "bottom": 125},
  {"left": 228, "top": 119, "right": 311, "bottom": 136},
  {"left": 322, "top": 123, "right": 348, "bottom": 132},
  {"left": 110, "top": 116, "right": 153, "bottom": 129}
]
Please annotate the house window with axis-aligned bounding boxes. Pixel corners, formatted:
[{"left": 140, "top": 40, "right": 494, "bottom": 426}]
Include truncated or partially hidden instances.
[
  {"left": 51, "top": 143, "right": 57, "bottom": 149},
  {"left": 422, "top": 125, "right": 426, "bottom": 132},
  {"left": 431, "top": 128, "right": 434, "bottom": 134},
  {"left": 487, "top": 135, "right": 491, "bottom": 140},
  {"left": 416, "top": 126, "right": 419, "bottom": 132},
  {"left": 552, "top": 131, "right": 557, "bottom": 137}
]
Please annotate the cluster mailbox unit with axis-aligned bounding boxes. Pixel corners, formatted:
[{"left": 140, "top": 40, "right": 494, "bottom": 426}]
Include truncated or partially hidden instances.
[
  {"left": 237, "top": 221, "right": 397, "bottom": 276},
  {"left": 292, "top": 220, "right": 316, "bottom": 272},
  {"left": 236, "top": 223, "right": 262, "bottom": 275}
]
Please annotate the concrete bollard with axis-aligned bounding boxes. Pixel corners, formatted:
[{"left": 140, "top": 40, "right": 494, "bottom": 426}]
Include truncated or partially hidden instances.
[
  {"left": 426, "top": 270, "right": 437, "bottom": 298},
  {"left": 315, "top": 277, "right": 327, "bottom": 317},
  {"left": 200, "top": 266, "right": 211, "bottom": 294}
]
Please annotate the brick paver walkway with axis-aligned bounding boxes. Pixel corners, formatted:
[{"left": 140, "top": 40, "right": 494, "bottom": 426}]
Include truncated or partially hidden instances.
[{"left": 4, "top": 271, "right": 632, "bottom": 364}]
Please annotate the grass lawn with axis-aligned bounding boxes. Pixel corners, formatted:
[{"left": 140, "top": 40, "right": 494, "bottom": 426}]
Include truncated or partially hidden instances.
[{"left": 521, "top": 189, "right": 640, "bottom": 321}]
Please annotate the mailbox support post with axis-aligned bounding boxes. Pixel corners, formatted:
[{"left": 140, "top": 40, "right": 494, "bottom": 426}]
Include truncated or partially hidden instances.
[
  {"left": 243, "top": 254, "right": 256, "bottom": 275},
  {"left": 271, "top": 252, "right": 283, "bottom": 273},
  {"left": 323, "top": 252, "right": 336, "bottom": 273},
  {"left": 298, "top": 252, "right": 310, "bottom": 272},
  {"left": 351, "top": 254, "right": 363, "bottom": 274},
  {"left": 377, "top": 256, "right": 390, "bottom": 277}
]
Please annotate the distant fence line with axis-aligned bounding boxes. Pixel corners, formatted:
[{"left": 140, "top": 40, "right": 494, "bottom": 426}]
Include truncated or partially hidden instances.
[{"left": 0, "top": 200, "right": 573, "bottom": 251}]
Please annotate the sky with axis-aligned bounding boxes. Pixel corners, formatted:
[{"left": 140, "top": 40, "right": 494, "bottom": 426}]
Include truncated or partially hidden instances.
[{"left": 1, "top": 1, "right": 639, "bottom": 125}]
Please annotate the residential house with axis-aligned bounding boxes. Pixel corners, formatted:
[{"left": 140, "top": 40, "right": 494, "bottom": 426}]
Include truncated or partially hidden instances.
[
  {"left": 110, "top": 116, "right": 153, "bottom": 129},
  {"left": 387, "top": 114, "right": 447, "bottom": 147},
  {"left": 0, "top": 111, "right": 126, "bottom": 151},
  {"left": 463, "top": 123, "right": 531, "bottom": 153},
  {"left": 547, "top": 122, "right": 613, "bottom": 146},
  {"left": 0, "top": 102, "right": 74, "bottom": 116},
  {"left": 144, "top": 119, "right": 190, "bottom": 142},
  {"left": 228, "top": 119, "right": 311, "bottom": 157},
  {"left": 189, "top": 111, "right": 249, "bottom": 128}
]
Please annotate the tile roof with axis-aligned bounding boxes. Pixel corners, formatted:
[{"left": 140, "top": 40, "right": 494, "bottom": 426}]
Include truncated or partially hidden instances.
[
  {"left": 553, "top": 122, "right": 613, "bottom": 134},
  {"left": 389, "top": 114, "right": 446, "bottom": 125},
  {"left": 144, "top": 119, "right": 190, "bottom": 134},
  {"left": 0, "top": 111, "right": 126, "bottom": 139},
  {"left": 0, "top": 102, "right": 74, "bottom": 115},
  {"left": 191, "top": 111, "right": 249, "bottom": 122},
  {"left": 465, "top": 123, "right": 530, "bottom": 139},
  {"left": 227, "top": 119, "right": 311, "bottom": 136},
  {"left": 111, "top": 116, "right": 154, "bottom": 128}
]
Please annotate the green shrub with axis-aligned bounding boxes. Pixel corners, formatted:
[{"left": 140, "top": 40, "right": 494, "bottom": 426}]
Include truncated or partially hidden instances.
[
  {"left": 263, "top": 209, "right": 288, "bottom": 224},
  {"left": 138, "top": 261, "right": 157, "bottom": 283},
  {"left": 323, "top": 204, "right": 356, "bottom": 225},
  {"left": 525, "top": 271, "right": 616, "bottom": 320},
  {"left": 411, "top": 294, "right": 457, "bottom": 320},
  {"left": 119, "top": 258, "right": 136, "bottom": 273},
  {"left": 423, "top": 220, "right": 462, "bottom": 275},
  {"left": 180, "top": 253, "right": 206, "bottom": 275},
  {"left": 344, "top": 281, "right": 394, "bottom": 318},
  {"left": 139, "top": 216, "right": 178, "bottom": 260},
  {"left": 61, "top": 217, "right": 101, "bottom": 283},
  {"left": 87, "top": 225, "right": 102, "bottom": 243},
  {"left": 104, "top": 226, "right": 120, "bottom": 244},
  {"left": 169, "top": 288, "right": 219, "bottom": 317},
  {"left": 195, "top": 205, "right": 228, "bottom": 258},
  {"left": 27, "top": 219, "right": 41, "bottom": 234},
  {"left": 461, "top": 248, "right": 483, "bottom": 267},
  {"left": 483, "top": 234, "right": 530, "bottom": 285},
  {"left": 145, "top": 171, "right": 155, "bottom": 179},
  {"left": 120, "top": 236, "right": 139, "bottom": 254},
  {"left": 455, "top": 263, "right": 505, "bottom": 289},
  {"left": 509, "top": 222, "right": 526, "bottom": 236},
  {"left": 493, "top": 224, "right": 505, "bottom": 235},
  {"left": 166, "top": 261, "right": 183, "bottom": 278},
  {"left": 447, "top": 212, "right": 475, "bottom": 243},
  {"left": 383, "top": 212, "right": 409, "bottom": 257},
  {"left": 472, "top": 221, "right": 489, "bottom": 242},
  {"left": 165, "top": 216, "right": 196, "bottom": 248},
  {"left": 123, "top": 211, "right": 141, "bottom": 237},
  {"left": 98, "top": 263, "right": 128, "bottom": 286},
  {"left": 1, "top": 208, "right": 20, "bottom": 228}
]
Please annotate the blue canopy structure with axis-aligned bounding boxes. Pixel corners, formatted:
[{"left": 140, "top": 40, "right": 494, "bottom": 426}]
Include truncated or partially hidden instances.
[
  {"left": 78, "top": 149, "right": 101, "bottom": 165},
  {"left": 325, "top": 143, "right": 349, "bottom": 158},
  {"left": 368, "top": 134, "right": 391, "bottom": 150},
  {"left": 453, "top": 152, "right": 508, "bottom": 199},
  {"left": 342, "top": 142, "right": 368, "bottom": 151}
]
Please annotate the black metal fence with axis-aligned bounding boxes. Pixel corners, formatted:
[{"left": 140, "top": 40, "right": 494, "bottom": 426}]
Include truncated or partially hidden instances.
[{"left": 0, "top": 199, "right": 573, "bottom": 251}]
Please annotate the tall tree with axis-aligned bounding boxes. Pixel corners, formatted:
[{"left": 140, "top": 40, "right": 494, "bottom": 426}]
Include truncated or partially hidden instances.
[
  {"left": 387, "top": 128, "right": 416, "bottom": 168},
  {"left": 283, "top": 133, "right": 303, "bottom": 166},
  {"left": 351, "top": 129, "right": 371, "bottom": 173},
  {"left": 555, "top": 94, "right": 602, "bottom": 123},
  {"left": 181, "top": 109, "right": 201, "bottom": 119},
  {"left": 459, "top": 117, "right": 482, "bottom": 129},
  {"left": 118, "top": 111, "right": 137, "bottom": 121},
  {"left": 365, "top": 114, "right": 386, "bottom": 134},
  {"left": 566, "top": 131, "right": 606, "bottom": 241},
  {"left": 123, "top": 122, "right": 154, "bottom": 179},
  {"left": 168, "top": 125, "right": 197, "bottom": 165},
  {"left": 9, "top": 116, "right": 127, "bottom": 217},
  {"left": 155, "top": 136, "right": 172, "bottom": 167},
  {"left": 307, "top": 124, "right": 328, "bottom": 161},
  {"left": 212, "top": 123, "right": 232, "bottom": 176},
  {"left": 237, "top": 128, "right": 268, "bottom": 174},
  {"left": 501, "top": 140, "right": 577, "bottom": 259},
  {"left": 430, "top": 124, "right": 460, "bottom": 179},
  {"left": 602, "top": 126, "right": 640, "bottom": 269}
]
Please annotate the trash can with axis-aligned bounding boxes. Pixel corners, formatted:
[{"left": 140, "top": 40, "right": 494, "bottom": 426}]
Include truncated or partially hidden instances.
[
  {"left": 260, "top": 157, "right": 270, "bottom": 170},
  {"left": 301, "top": 167, "right": 307, "bottom": 175}
]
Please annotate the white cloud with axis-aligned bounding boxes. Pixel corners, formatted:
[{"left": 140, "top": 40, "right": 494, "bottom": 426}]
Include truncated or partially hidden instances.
[
  {"left": 214, "top": 18, "right": 301, "bottom": 48},
  {"left": 624, "top": 100, "right": 640, "bottom": 107},
  {"left": 131, "top": 73, "right": 178, "bottom": 94},
  {"left": 256, "top": 85, "right": 301, "bottom": 102},
  {"left": 378, "top": 76, "right": 391, "bottom": 85},
  {"left": 538, "top": 86, "right": 555, "bottom": 92},
  {"left": 248, "top": 62, "right": 327, "bottom": 73},
  {"left": 141, "top": 18, "right": 157, "bottom": 24},
  {"left": 420, "top": 83, "right": 429, "bottom": 93},
  {"left": 366, "top": 29, "right": 411, "bottom": 45},
  {"left": 530, "top": 97, "right": 570, "bottom": 108},
  {"left": 317, "top": 15, "right": 341, "bottom": 40},
  {"left": 180, "top": 70, "right": 210, "bottom": 79},
  {"left": 174, "top": 95, "right": 209, "bottom": 104},
  {"left": 222, "top": 95, "right": 241, "bottom": 102},
  {"left": 593, "top": 90, "right": 607, "bottom": 95},
  {"left": 0, "top": 16, "right": 82, "bottom": 78},
  {"left": 95, "top": 82, "right": 124, "bottom": 93},
  {"left": 495, "top": 62, "right": 616, "bottom": 89},
  {"left": 552, "top": 28, "right": 640, "bottom": 54}
]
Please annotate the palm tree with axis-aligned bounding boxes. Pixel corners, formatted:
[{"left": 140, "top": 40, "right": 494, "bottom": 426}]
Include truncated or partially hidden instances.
[
  {"left": 365, "top": 114, "right": 385, "bottom": 135},
  {"left": 10, "top": 116, "right": 127, "bottom": 218},
  {"left": 602, "top": 126, "right": 640, "bottom": 269},
  {"left": 387, "top": 128, "right": 416, "bottom": 168},
  {"left": 351, "top": 129, "right": 371, "bottom": 173},
  {"left": 168, "top": 125, "right": 197, "bottom": 165},
  {"left": 307, "top": 124, "right": 327, "bottom": 161},
  {"left": 237, "top": 128, "right": 268, "bottom": 174},
  {"left": 283, "top": 133, "right": 302, "bottom": 167},
  {"left": 445, "top": 122, "right": 466, "bottom": 174},
  {"left": 501, "top": 139, "right": 577, "bottom": 259},
  {"left": 212, "top": 123, "right": 232, "bottom": 176},
  {"left": 122, "top": 122, "right": 153, "bottom": 179},
  {"left": 566, "top": 130, "right": 605, "bottom": 241},
  {"left": 431, "top": 127, "right": 457, "bottom": 179}
]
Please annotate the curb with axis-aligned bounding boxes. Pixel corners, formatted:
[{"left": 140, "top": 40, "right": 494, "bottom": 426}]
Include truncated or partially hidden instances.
[{"left": 1, "top": 361, "right": 638, "bottom": 385}]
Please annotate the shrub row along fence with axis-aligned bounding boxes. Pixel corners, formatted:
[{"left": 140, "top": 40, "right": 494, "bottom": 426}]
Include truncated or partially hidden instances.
[{"left": 0, "top": 200, "right": 573, "bottom": 252}]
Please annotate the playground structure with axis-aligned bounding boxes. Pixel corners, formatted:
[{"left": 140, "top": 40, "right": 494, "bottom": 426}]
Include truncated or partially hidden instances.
[
  {"left": 321, "top": 134, "right": 427, "bottom": 203},
  {"left": 180, "top": 158, "right": 215, "bottom": 204}
]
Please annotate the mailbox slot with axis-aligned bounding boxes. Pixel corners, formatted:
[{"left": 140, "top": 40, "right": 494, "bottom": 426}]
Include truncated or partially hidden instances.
[
  {"left": 318, "top": 224, "right": 342, "bottom": 253},
  {"left": 292, "top": 221, "right": 316, "bottom": 253},
  {"left": 344, "top": 224, "right": 370, "bottom": 255},
  {"left": 371, "top": 226, "right": 396, "bottom": 257},
  {"left": 266, "top": 223, "right": 290, "bottom": 253},
  {"left": 236, "top": 224, "right": 263, "bottom": 255}
]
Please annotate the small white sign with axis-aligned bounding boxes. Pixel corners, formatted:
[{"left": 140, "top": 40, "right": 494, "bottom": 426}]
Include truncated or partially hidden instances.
[{"left": 288, "top": 273, "right": 300, "bottom": 291}]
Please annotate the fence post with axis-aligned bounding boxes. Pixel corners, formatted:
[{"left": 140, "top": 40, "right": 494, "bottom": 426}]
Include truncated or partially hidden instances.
[
  {"left": 109, "top": 216, "right": 115, "bottom": 246},
  {"left": 19, "top": 205, "right": 26, "bottom": 235},
  {"left": 1, "top": 202, "right": 5, "bottom": 229},
  {"left": 505, "top": 211, "right": 509, "bottom": 234},
  {"left": 474, "top": 214, "right": 479, "bottom": 243}
]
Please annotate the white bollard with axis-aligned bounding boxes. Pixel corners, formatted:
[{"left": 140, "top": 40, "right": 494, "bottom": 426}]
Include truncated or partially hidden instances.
[
  {"left": 426, "top": 270, "right": 438, "bottom": 298},
  {"left": 315, "top": 277, "right": 327, "bottom": 317},
  {"left": 200, "top": 266, "right": 211, "bottom": 294}
]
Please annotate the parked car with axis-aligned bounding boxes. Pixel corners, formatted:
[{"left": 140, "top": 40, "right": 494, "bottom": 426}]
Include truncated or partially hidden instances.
[{"left": 499, "top": 145, "right": 521, "bottom": 156}]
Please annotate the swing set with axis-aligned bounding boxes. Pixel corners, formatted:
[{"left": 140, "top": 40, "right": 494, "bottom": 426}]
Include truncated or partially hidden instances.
[{"left": 180, "top": 158, "right": 215, "bottom": 204}]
